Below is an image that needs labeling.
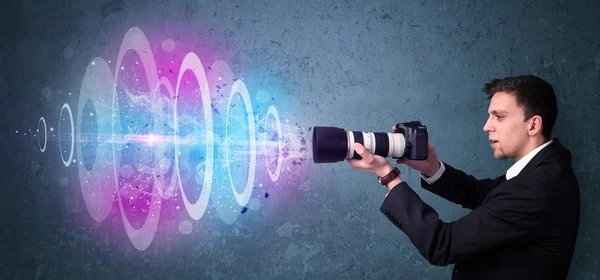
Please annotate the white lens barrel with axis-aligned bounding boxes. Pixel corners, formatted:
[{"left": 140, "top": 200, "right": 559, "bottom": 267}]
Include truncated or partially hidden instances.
[
  {"left": 388, "top": 132, "right": 406, "bottom": 157},
  {"left": 346, "top": 131, "right": 355, "bottom": 159},
  {"left": 362, "top": 132, "right": 376, "bottom": 154},
  {"left": 345, "top": 131, "right": 406, "bottom": 159}
]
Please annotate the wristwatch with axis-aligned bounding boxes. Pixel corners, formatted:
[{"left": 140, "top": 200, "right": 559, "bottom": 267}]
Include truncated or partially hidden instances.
[{"left": 378, "top": 167, "right": 400, "bottom": 186}]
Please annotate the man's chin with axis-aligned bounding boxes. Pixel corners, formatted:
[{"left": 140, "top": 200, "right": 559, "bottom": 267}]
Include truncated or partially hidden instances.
[{"left": 493, "top": 151, "right": 508, "bottom": 160}]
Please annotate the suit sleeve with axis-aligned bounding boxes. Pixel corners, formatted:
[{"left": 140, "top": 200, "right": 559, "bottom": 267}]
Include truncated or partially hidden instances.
[
  {"left": 380, "top": 180, "right": 548, "bottom": 266},
  {"left": 420, "top": 161, "right": 504, "bottom": 210}
]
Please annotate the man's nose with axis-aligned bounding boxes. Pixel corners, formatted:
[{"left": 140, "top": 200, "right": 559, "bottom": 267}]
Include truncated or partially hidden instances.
[{"left": 483, "top": 119, "right": 492, "bottom": 132}]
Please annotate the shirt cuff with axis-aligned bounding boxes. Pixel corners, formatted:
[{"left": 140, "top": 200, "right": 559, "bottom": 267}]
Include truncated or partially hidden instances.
[{"left": 420, "top": 160, "right": 445, "bottom": 184}]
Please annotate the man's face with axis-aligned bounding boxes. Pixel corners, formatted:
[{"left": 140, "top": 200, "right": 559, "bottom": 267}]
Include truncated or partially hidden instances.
[{"left": 483, "top": 91, "right": 530, "bottom": 161}]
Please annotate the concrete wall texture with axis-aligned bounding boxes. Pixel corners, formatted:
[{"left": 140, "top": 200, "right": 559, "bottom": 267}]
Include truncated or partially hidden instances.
[{"left": 1, "top": 0, "right": 599, "bottom": 279}]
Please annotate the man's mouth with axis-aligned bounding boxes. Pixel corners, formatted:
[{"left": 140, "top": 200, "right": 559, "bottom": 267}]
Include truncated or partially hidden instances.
[{"left": 490, "top": 139, "right": 499, "bottom": 146}]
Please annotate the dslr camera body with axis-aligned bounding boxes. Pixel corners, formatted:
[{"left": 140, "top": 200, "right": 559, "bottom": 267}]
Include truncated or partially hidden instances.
[{"left": 392, "top": 121, "right": 428, "bottom": 160}]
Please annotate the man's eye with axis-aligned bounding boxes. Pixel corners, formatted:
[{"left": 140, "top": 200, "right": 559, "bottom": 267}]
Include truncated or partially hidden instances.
[{"left": 496, "top": 115, "right": 504, "bottom": 120}]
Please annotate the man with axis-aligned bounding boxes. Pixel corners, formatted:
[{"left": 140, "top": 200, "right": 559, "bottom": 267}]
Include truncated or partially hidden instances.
[{"left": 347, "top": 75, "right": 580, "bottom": 279}]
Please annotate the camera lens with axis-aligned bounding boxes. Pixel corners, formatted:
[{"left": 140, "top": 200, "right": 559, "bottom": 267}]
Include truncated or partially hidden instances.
[{"left": 312, "top": 126, "right": 406, "bottom": 163}]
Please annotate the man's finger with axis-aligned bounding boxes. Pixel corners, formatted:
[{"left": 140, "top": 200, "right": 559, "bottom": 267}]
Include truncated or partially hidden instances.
[
  {"left": 347, "top": 158, "right": 367, "bottom": 170},
  {"left": 353, "top": 143, "right": 372, "bottom": 162}
]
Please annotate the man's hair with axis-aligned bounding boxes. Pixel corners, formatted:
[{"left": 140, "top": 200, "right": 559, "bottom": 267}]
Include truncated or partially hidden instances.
[{"left": 482, "top": 75, "right": 558, "bottom": 140}]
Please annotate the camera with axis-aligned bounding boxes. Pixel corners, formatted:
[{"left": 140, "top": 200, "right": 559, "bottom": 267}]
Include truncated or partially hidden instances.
[{"left": 312, "top": 121, "right": 428, "bottom": 163}]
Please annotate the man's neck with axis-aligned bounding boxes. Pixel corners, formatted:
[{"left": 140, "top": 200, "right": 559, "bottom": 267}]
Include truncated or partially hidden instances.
[{"left": 514, "top": 137, "right": 549, "bottom": 163}]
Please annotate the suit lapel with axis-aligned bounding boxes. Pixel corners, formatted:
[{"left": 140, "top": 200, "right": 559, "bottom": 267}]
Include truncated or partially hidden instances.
[{"left": 516, "top": 138, "right": 563, "bottom": 179}]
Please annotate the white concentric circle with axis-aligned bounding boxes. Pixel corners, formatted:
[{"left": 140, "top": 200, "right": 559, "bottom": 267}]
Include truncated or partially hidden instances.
[
  {"left": 264, "top": 105, "right": 283, "bottom": 182},
  {"left": 152, "top": 77, "right": 178, "bottom": 199},
  {"left": 174, "top": 52, "right": 214, "bottom": 221},
  {"left": 111, "top": 27, "right": 161, "bottom": 251},
  {"left": 206, "top": 60, "right": 240, "bottom": 225},
  {"left": 59, "top": 103, "right": 74, "bottom": 167},
  {"left": 76, "top": 57, "right": 116, "bottom": 223},
  {"left": 225, "top": 80, "right": 256, "bottom": 207},
  {"left": 37, "top": 117, "right": 47, "bottom": 152}
]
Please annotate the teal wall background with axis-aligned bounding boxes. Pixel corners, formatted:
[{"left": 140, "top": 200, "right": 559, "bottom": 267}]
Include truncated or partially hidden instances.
[{"left": 1, "top": 0, "right": 599, "bottom": 279}]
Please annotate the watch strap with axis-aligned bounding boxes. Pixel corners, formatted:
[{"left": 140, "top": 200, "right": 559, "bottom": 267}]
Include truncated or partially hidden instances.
[{"left": 378, "top": 167, "right": 400, "bottom": 186}]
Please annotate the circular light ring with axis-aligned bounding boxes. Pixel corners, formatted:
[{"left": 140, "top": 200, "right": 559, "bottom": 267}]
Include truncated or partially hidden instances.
[
  {"left": 205, "top": 60, "right": 241, "bottom": 225},
  {"left": 59, "top": 103, "right": 75, "bottom": 167},
  {"left": 76, "top": 57, "right": 116, "bottom": 223},
  {"left": 225, "top": 80, "right": 256, "bottom": 207},
  {"left": 38, "top": 117, "right": 47, "bottom": 152},
  {"left": 152, "top": 77, "right": 178, "bottom": 199},
  {"left": 264, "top": 105, "right": 283, "bottom": 182},
  {"left": 174, "top": 52, "right": 214, "bottom": 221},
  {"left": 111, "top": 27, "right": 161, "bottom": 251}
]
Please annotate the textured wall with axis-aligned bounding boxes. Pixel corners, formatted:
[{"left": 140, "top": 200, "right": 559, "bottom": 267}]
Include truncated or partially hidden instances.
[{"left": 1, "top": 0, "right": 599, "bottom": 279}]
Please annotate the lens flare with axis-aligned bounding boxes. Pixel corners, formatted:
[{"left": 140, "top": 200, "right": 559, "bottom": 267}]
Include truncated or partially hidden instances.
[{"left": 34, "top": 26, "right": 310, "bottom": 251}]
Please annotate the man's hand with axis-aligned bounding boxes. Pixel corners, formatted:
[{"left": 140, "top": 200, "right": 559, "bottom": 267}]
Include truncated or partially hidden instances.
[{"left": 347, "top": 143, "right": 403, "bottom": 190}]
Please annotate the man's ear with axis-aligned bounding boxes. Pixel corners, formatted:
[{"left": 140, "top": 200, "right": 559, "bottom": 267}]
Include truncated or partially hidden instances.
[{"left": 527, "top": 115, "right": 543, "bottom": 136}]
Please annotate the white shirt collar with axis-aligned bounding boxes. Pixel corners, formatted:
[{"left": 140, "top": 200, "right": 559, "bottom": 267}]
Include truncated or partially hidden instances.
[{"left": 506, "top": 139, "right": 553, "bottom": 180}]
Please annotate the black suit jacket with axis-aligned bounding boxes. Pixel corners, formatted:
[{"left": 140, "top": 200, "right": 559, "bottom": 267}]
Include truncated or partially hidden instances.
[{"left": 380, "top": 138, "right": 580, "bottom": 280}]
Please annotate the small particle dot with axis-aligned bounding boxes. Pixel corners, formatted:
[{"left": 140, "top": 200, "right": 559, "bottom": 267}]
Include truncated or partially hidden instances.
[
  {"left": 161, "top": 39, "right": 176, "bottom": 52},
  {"left": 179, "top": 221, "right": 193, "bottom": 235},
  {"left": 248, "top": 198, "right": 261, "bottom": 211}
]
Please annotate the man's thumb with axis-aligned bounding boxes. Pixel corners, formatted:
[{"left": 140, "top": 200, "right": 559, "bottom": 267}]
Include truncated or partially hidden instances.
[{"left": 353, "top": 143, "right": 365, "bottom": 155}]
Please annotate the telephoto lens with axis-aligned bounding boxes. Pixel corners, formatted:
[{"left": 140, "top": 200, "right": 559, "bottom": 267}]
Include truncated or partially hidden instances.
[{"left": 312, "top": 121, "right": 428, "bottom": 163}]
